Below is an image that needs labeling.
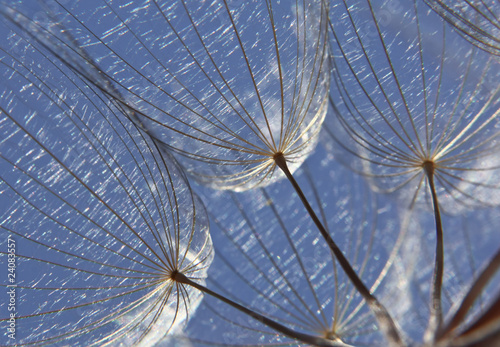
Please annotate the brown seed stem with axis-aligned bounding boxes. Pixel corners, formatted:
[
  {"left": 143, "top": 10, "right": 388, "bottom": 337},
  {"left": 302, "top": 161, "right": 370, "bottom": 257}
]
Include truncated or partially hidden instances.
[
  {"left": 437, "top": 247, "right": 500, "bottom": 342},
  {"left": 273, "top": 153, "right": 404, "bottom": 347},
  {"left": 173, "top": 271, "right": 348, "bottom": 347},
  {"left": 423, "top": 160, "right": 444, "bottom": 343}
]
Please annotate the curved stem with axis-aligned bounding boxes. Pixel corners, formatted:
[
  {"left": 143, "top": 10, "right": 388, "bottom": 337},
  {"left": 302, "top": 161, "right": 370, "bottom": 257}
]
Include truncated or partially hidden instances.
[
  {"left": 274, "top": 154, "right": 404, "bottom": 347},
  {"left": 423, "top": 161, "right": 444, "bottom": 343},
  {"left": 174, "top": 272, "right": 351, "bottom": 347},
  {"left": 458, "top": 293, "right": 500, "bottom": 341},
  {"left": 437, "top": 247, "right": 500, "bottom": 342}
]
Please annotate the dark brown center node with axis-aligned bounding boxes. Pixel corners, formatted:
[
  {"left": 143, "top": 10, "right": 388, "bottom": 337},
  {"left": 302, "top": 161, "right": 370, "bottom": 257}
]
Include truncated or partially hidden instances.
[
  {"left": 273, "top": 152, "right": 288, "bottom": 171},
  {"left": 169, "top": 269, "right": 179, "bottom": 281},
  {"left": 273, "top": 151, "right": 284, "bottom": 161},
  {"left": 169, "top": 269, "right": 189, "bottom": 284},
  {"left": 422, "top": 159, "right": 436, "bottom": 176}
]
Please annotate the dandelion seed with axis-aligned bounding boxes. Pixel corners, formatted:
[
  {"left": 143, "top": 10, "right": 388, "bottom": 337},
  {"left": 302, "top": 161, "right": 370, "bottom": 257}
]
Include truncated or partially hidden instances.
[
  {"left": 327, "top": 0, "right": 500, "bottom": 213},
  {"left": 3, "top": 0, "right": 330, "bottom": 191},
  {"left": 326, "top": 0, "right": 500, "bottom": 343},
  {"left": 188, "top": 144, "right": 407, "bottom": 346},
  {"left": 424, "top": 0, "right": 500, "bottom": 56},
  {"left": 0, "top": 26, "right": 213, "bottom": 345}
]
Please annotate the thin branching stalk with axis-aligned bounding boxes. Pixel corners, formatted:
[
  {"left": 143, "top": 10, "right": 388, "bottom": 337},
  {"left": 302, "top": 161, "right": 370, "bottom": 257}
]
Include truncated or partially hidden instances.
[
  {"left": 173, "top": 271, "right": 352, "bottom": 347},
  {"left": 437, "top": 247, "right": 500, "bottom": 343},
  {"left": 274, "top": 153, "right": 404, "bottom": 347}
]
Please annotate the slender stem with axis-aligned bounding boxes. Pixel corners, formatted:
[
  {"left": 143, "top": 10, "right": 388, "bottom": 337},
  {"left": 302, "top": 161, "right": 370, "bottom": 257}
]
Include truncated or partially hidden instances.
[
  {"left": 437, "top": 247, "right": 500, "bottom": 342},
  {"left": 273, "top": 154, "right": 404, "bottom": 347},
  {"left": 423, "top": 161, "right": 444, "bottom": 343},
  {"left": 173, "top": 272, "right": 350, "bottom": 347},
  {"left": 458, "top": 292, "right": 500, "bottom": 340}
]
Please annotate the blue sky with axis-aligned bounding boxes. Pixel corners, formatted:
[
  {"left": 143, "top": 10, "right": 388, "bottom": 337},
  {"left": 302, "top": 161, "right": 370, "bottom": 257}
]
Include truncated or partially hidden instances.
[{"left": 1, "top": 0, "right": 500, "bottom": 346}]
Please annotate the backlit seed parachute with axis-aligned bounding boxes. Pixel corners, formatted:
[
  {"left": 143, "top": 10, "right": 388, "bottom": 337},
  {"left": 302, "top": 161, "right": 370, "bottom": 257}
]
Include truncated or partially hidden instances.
[
  {"left": 0, "top": 21, "right": 213, "bottom": 346},
  {"left": 326, "top": 0, "right": 500, "bottom": 213},
  {"left": 185, "top": 144, "right": 407, "bottom": 346},
  {"left": 424, "top": 0, "right": 500, "bottom": 56},
  {"left": 3, "top": 0, "right": 330, "bottom": 191},
  {"left": 325, "top": 1, "right": 500, "bottom": 343}
]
